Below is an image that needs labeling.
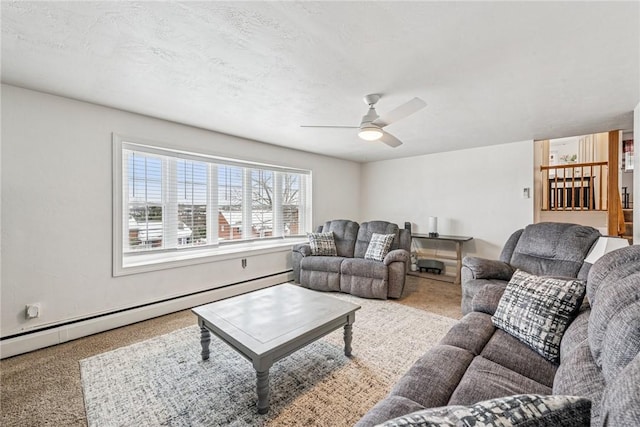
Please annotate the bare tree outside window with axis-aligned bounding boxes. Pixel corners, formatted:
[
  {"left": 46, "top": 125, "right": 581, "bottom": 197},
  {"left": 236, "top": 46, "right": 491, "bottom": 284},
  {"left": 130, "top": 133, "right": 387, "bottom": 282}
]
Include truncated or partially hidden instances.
[
  {"left": 218, "top": 165, "right": 243, "bottom": 241},
  {"left": 251, "top": 171, "right": 301, "bottom": 237}
]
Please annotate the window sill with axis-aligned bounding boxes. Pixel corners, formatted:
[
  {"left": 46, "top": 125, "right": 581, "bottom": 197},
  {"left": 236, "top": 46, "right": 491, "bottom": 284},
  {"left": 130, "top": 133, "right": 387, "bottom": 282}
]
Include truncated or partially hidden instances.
[{"left": 115, "top": 238, "right": 307, "bottom": 276}]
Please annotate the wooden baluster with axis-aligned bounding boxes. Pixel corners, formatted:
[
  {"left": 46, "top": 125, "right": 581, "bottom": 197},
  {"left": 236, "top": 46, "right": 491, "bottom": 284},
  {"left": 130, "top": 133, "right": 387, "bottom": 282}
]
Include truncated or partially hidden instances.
[
  {"left": 570, "top": 166, "right": 575, "bottom": 211},
  {"left": 554, "top": 168, "right": 559, "bottom": 211},
  {"left": 599, "top": 164, "right": 603, "bottom": 211},
  {"left": 589, "top": 165, "right": 596, "bottom": 210},
  {"left": 580, "top": 166, "right": 584, "bottom": 210}
]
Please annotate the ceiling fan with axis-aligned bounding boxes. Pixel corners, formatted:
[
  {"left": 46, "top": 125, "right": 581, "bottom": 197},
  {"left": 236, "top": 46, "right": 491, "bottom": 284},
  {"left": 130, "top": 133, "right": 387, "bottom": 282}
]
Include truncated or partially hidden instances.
[{"left": 301, "top": 94, "right": 426, "bottom": 147}]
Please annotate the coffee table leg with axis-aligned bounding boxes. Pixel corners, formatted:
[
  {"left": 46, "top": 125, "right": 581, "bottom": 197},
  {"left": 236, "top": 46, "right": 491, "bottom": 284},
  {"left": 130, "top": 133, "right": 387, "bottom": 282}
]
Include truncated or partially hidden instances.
[
  {"left": 344, "top": 323, "right": 353, "bottom": 356},
  {"left": 256, "top": 369, "right": 270, "bottom": 414},
  {"left": 200, "top": 326, "right": 211, "bottom": 361}
]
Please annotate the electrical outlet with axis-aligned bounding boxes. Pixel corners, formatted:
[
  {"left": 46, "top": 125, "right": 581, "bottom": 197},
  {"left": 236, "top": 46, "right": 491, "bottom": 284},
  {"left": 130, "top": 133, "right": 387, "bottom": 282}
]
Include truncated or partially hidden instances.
[
  {"left": 25, "top": 304, "right": 40, "bottom": 319},
  {"left": 522, "top": 187, "right": 531, "bottom": 199}
]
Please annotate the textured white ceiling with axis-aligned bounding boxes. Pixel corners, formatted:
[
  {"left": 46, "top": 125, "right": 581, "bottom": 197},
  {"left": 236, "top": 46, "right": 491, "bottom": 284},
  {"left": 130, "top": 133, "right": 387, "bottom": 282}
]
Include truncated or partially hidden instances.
[{"left": 2, "top": 1, "right": 639, "bottom": 162}]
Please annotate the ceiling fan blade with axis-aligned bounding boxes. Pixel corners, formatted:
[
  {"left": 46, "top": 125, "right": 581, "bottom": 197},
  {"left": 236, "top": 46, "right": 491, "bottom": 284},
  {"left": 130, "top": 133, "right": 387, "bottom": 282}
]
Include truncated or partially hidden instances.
[
  {"left": 300, "top": 125, "right": 359, "bottom": 129},
  {"left": 373, "top": 97, "right": 427, "bottom": 127},
  {"left": 380, "top": 131, "right": 402, "bottom": 148}
]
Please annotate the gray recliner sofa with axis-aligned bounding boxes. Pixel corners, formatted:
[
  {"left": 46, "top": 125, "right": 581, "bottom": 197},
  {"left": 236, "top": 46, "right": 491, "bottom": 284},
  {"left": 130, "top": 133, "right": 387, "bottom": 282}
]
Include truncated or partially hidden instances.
[
  {"left": 460, "top": 222, "right": 601, "bottom": 315},
  {"left": 357, "top": 244, "right": 640, "bottom": 426},
  {"left": 292, "top": 219, "right": 411, "bottom": 300}
]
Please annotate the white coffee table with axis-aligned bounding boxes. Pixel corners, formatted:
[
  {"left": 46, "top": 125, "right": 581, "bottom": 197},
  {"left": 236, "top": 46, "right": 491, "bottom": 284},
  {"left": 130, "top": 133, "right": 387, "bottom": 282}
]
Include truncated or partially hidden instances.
[{"left": 192, "top": 284, "right": 361, "bottom": 414}]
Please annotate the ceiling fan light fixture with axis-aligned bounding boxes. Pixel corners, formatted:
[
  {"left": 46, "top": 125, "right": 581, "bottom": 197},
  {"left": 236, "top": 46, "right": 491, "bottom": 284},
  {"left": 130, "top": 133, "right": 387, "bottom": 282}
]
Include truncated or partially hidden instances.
[{"left": 358, "top": 126, "right": 383, "bottom": 141}]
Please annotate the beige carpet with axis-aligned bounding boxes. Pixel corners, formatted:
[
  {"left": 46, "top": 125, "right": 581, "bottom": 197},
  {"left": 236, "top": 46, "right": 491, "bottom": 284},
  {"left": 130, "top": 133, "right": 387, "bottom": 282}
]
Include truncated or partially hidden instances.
[{"left": 1, "top": 277, "right": 462, "bottom": 427}]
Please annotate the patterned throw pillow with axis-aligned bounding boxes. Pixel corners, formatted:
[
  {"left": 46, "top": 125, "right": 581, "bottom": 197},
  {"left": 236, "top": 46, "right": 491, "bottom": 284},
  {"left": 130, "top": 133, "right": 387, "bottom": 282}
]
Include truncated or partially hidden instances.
[
  {"left": 491, "top": 269, "right": 586, "bottom": 363},
  {"left": 308, "top": 232, "right": 337, "bottom": 256},
  {"left": 376, "top": 394, "right": 591, "bottom": 427},
  {"left": 364, "top": 233, "right": 395, "bottom": 262}
]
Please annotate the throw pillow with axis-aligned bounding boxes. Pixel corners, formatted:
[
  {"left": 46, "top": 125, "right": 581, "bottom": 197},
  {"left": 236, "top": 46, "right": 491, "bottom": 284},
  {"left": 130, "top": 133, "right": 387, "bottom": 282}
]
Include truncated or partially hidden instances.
[
  {"left": 308, "top": 232, "right": 337, "bottom": 256},
  {"left": 364, "top": 233, "right": 395, "bottom": 262},
  {"left": 376, "top": 394, "right": 591, "bottom": 427},
  {"left": 492, "top": 269, "right": 586, "bottom": 364}
]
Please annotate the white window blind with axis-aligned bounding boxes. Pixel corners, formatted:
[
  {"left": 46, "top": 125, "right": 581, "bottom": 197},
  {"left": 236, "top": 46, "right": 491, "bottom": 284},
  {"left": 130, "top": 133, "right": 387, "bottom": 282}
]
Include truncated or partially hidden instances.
[{"left": 117, "top": 137, "right": 312, "bottom": 261}]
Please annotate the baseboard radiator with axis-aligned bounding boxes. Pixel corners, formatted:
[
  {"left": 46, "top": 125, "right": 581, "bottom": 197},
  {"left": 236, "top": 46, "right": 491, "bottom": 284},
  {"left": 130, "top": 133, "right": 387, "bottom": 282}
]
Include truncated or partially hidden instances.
[{"left": 0, "top": 272, "right": 293, "bottom": 359}]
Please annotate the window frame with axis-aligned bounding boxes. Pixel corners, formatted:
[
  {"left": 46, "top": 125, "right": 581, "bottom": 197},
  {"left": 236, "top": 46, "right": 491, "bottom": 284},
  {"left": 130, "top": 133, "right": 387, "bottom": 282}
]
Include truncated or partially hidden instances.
[{"left": 112, "top": 134, "right": 311, "bottom": 276}]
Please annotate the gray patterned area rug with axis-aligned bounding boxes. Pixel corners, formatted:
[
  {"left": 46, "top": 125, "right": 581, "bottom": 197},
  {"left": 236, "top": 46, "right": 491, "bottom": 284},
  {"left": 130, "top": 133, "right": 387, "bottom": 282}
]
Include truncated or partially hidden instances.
[{"left": 80, "top": 293, "right": 457, "bottom": 427}]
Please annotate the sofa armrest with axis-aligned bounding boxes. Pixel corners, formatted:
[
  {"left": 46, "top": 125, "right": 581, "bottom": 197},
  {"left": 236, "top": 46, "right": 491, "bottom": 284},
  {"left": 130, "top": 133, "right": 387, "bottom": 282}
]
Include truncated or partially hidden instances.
[
  {"left": 292, "top": 243, "right": 311, "bottom": 257},
  {"left": 462, "top": 256, "right": 515, "bottom": 281},
  {"left": 384, "top": 249, "right": 409, "bottom": 266},
  {"left": 471, "top": 283, "right": 507, "bottom": 315}
]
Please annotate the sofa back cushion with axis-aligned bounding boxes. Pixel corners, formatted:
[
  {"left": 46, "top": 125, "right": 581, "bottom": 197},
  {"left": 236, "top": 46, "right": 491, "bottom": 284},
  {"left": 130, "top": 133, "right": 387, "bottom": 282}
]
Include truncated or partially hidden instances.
[
  {"left": 354, "top": 221, "right": 400, "bottom": 259},
  {"left": 508, "top": 222, "right": 599, "bottom": 278},
  {"left": 317, "top": 220, "right": 359, "bottom": 258},
  {"left": 600, "top": 353, "right": 640, "bottom": 426},
  {"left": 586, "top": 245, "right": 640, "bottom": 382}
]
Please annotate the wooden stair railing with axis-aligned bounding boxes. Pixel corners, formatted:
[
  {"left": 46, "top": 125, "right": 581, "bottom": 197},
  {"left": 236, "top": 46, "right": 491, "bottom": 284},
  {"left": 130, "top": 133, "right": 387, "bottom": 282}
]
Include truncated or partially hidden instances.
[{"left": 540, "top": 161, "right": 608, "bottom": 211}]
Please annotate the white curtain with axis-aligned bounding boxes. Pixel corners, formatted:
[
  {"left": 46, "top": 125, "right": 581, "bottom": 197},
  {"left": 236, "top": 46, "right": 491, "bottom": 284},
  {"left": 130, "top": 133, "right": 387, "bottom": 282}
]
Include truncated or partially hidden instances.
[{"left": 578, "top": 134, "right": 596, "bottom": 163}]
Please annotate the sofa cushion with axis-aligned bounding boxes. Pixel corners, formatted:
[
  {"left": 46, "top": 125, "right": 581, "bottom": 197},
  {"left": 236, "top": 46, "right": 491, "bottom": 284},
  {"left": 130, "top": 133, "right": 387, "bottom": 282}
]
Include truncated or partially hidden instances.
[
  {"left": 448, "top": 356, "right": 552, "bottom": 405},
  {"left": 391, "top": 345, "right": 474, "bottom": 409},
  {"left": 586, "top": 245, "right": 640, "bottom": 378},
  {"left": 340, "top": 258, "right": 389, "bottom": 299},
  {"left": 299, "top": 256, "right": 346, "bottom": 292},
  {"left": 318, "top": 219, "right": 359, "bottom": 257},
  {"left": 480, "top": 329, "right": 557, "bottom": 387},
  {"left": 365, "top": 233, "right": 396, "bottom": 262},
  {"left": 341, "top": 258, "right": 388, "bottom": 279},
  {"left": 355, "top": 221, "right": 400, "bottom": 258},
  {"left": 376, "top": 394, "right": 591, "bottom": 427},
  {"left": 586, "top": 243, "right": 640, "bottom": 305},
  {"left": 553, "top": 339, "right": 605, "bottom": 426},
  {"left": 439, "top": 312, "right": 495, "bottom": 356},
  {"left": 340, "top": 275, "right": 388, "bottom": 300},
  {"left": 355, "top": 395, "right": 425, "bottom": 427},
  {"left": 600, "top": 352, "right": 640, "bottom": 426},
  {"left": 301, "top": 255, "right": 344, "bottom": 272},
  {"left": 559, "top": 307, "right": 590, "bottom": 363},
  {"left": 308, "top": 231, "right": 337, "bottom": 256},
  {"left": 599, "top": 297, "right": 640, "bottom": 383},
  {"left": 492, "top": 269, "right": 586, "bottom": 363},
  {"left": 508, "top": 222, "right": 599, "bottom": 278}
]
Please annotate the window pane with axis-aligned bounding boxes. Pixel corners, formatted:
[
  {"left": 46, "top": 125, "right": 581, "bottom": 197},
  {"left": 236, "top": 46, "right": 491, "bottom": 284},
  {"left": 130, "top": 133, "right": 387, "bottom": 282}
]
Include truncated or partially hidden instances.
[
  {"left": 127, "top": 152, "right": 164, "bottom": 251},
  {"left": 218, "top": 165, "right": 243, "bottom": 241},
  {"left": 251, "top": 169, "right": 273, "bottom": 238},
  {"left": 283, "top": 173, "right": 301, "bottom": 235},
  {"left": 177, "top": 160, "right": 208, "bottom": 247}
]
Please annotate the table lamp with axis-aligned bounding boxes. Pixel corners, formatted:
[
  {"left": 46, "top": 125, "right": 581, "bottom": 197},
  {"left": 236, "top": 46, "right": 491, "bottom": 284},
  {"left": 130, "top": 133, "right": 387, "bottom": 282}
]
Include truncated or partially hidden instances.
[{"left": 428, "top": 216, "right": 438, "bottom": 237}]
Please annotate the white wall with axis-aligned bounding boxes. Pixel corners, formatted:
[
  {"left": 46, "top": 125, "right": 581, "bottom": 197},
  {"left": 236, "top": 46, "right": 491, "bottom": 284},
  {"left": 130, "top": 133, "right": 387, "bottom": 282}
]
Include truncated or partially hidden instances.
[
  {"left": 360, "top": 140, "right": 534, "bottom": 260},
  {"left": 0, "top": 85, "right": 360, "bottom": 338}
]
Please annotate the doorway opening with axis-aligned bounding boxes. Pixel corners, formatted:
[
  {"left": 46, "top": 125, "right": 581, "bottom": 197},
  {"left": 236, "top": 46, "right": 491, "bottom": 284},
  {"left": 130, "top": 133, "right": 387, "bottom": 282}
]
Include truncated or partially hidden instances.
[{"left": 533, "top": 131, "right": 633, "bottom": 243}]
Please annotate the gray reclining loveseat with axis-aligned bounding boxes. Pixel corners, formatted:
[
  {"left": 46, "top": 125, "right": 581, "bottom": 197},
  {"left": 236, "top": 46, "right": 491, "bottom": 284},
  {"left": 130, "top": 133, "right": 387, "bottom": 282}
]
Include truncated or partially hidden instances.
[
  {"left": 460, "top": 222, "right": 601, "bottom": 315},
  {"left": 357, "top": 244, "right": 640, "bottom": 426},
  {"left": 292, "top": 219, "right": 411, "bottom": 300}
]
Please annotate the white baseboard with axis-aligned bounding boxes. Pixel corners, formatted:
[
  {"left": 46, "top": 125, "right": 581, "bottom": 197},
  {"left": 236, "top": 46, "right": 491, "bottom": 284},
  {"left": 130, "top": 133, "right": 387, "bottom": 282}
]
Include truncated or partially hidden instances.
[{"left": 0, "top": 272, "right": 293, "bottom": 359}]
